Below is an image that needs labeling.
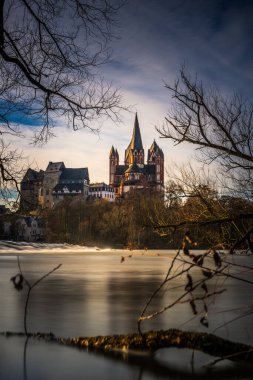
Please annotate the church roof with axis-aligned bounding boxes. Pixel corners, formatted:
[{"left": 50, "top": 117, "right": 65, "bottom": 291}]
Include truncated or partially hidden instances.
[
  {"left": 148, "top": 139, "right": 164, "bottom": 160},
  {"left": 125, "top": 162, "right": 141, "bottom": 174},
  {"left": 109, "top": 146, "right": 115, "bottom": 157},
  {"left": 115, "top": 165, "right": 128, "bottom": 176},
  {"left": 115, "top": 163, "right": 156, "bottom": 178},
  {"left": 143, "top": 164, "right": 156, "bottom": 175},
  {"left": 125, "top": 113, "right": 143, "bottom": 162},
  {"left": 109, "top": 146, "right": 119, "bottom": 159},
  {"left": 149, "top": 139, "right": 159, "bottom": 152}
]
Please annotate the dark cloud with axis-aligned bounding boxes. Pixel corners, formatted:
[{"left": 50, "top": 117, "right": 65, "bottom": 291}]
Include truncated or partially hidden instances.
[{"left": 106, "top": 0, "right": 253, "bottom": 99}]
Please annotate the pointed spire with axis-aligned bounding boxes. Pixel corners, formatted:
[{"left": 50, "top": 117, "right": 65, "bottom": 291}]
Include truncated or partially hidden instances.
[
  {"left": 148, "top": 139, "right": 164, "bottom": 161},
  {"left": 109, "top": 145, "right": 115, "bottom": 157},
  {"left": 131, "top": 113, "right": 143, "bottom": 150},
  {"left": 125, "top": 113, "right": 145, "bottom": 165}
]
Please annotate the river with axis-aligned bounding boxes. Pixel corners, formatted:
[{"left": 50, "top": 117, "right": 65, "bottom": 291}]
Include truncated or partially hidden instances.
[{"left": 0, "top": 243, "right": 252, "bottom": 379}]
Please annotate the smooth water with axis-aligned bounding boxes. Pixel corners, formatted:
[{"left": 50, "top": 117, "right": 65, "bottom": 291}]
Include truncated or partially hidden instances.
[{"left": 0, "top": 245, "right": 253, "bottom": 379}]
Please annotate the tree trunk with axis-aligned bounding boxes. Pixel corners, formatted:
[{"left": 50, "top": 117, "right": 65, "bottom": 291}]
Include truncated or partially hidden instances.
[{"left": 3, "top": 329, "right": 253, "bottom": 364}]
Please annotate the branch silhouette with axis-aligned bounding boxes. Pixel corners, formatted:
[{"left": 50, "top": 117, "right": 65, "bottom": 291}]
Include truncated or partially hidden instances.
[{"left": 10, "top": 256, "right": 61, "bottom": 335}]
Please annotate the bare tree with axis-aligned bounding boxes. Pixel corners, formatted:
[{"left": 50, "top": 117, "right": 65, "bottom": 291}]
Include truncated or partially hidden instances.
[
  {"left": 154, "top": 67, "right": 253, "bottom": 252},
  {"left": 157, "top": 67, "right": 253, "bottom": 197},
  {"left": 0, "top": 138, "right": 28, "bottom": 207},
  {"left": 0, "top": 0, "right": 124, "bottom": 143},
  {"left": 151, "top": 164, "right": 253, "bottom": 254},
  {"left": 0, "top": 0, "right": 125, "bottom": 203}
]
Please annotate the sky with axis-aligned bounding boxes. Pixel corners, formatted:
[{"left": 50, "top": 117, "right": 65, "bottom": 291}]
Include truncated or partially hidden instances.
[{"left": 5, "top": 0, "right": 253, "bottom": 183}]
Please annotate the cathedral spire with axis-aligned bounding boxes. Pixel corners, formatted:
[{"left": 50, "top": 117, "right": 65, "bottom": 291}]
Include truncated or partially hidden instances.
[
  {"left": 125, "top": 113, "right": 144, "bottom": 165},
  {"left": 109, "top": 145, "right": 115, "bottom": 157},
  {"left": 131, "top": 113, "right": 143, "bottom": 150}
]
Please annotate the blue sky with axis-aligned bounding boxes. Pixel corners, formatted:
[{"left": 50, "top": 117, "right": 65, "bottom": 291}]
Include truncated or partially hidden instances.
[{"left": 5, "top": 0, "right": 253, "bottom": 183}]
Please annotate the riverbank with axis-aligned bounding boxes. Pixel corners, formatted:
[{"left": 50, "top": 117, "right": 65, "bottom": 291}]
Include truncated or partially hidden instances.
[{"left": 0, "top": 240, "right": 181, "bottom": 256}]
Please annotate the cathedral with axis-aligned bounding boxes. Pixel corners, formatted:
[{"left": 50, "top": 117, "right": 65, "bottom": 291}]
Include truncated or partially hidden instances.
[{"left": 109, "top": 114, "right": 164, "bottom": 197}]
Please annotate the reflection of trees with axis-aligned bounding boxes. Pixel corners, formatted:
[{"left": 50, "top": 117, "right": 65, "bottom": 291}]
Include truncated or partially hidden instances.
[
  {"left": 12, "top": 269, "right": 90, "bottom": 336},
  {"left": 106, "top": 266, "right": 174, "bottom": 334},
  {"left": 2, "top": 332, "right": 253, "bottom": 380},
  {"left": 23, "top": 337, "right": 29, "bottom": 380}
]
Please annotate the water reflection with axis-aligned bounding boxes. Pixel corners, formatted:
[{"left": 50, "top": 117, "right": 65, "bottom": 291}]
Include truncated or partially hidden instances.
[
  {"left": 0, "top": 250, "right": 253, "bottom": 380},
  {"left": 23, "top": 337, "right": 29, "bottom": 380},
  {"left": 1, "top": 335, "right": 252, "bottom": 380},
  {"left": 1, "top": 253, "right": 178, "bottom": 336}
]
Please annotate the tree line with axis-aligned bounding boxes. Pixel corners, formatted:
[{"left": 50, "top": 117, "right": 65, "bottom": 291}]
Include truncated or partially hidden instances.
[{"left": 42, "top": 183, "right": 252, "bottom": 251}]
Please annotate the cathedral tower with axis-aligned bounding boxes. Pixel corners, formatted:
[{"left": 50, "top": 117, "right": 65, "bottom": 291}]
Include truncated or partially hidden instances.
[
  {"left": 109, "top": 146, "right": 119, "bottom": 185},
  {"left": 147, "top": 140, "right": 164, "bottom": 187},
  {"left": 109, "top": 114, "right": 164, "bottom": 197},
  {"left": 124, "top": 113, "right": 144, "bottom": 167}
]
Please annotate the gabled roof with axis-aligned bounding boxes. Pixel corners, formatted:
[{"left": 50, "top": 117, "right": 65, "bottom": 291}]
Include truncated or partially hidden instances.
[
  {"left": 149, "top": 139, "right": 159, "bottom": 153},
  {"left": 59, "top": 168, "right": 89, "bottom": 182},
  {"left": 148, "top": 140, "right": 164, "bottom": 160},
  {"left": 90, "top": 182, "right": 111, "bottom": 188},
  {"left": 125, "top": 162, "right": 141, "bottom": 174},
  {"left": 45, "top": 161, "right": 65, "bottom": 172},
  {"left": 115, "top": 165, "right": 128, "bottom": 175},
  {"left": 109, "top": 146, "right": 119, "bottom": 159},
  {"left": 52, "top": 183, "right": 84, "bottom": 194},
  {"left": 22, "top": 168, "right": 44, "bottom": 183},
  {"left": 115, "top": 163, "right": 156, "bottom": 177},
  {"left": 143, "top": 164, "right": 156, "bottom": 175}
]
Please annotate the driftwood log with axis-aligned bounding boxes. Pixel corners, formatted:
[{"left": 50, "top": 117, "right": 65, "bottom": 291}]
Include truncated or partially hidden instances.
[{"left": 2, "top": 329, "right": 253, "bottom": 364}]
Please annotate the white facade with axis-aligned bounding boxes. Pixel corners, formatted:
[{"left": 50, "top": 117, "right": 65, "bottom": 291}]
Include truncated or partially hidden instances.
[
  {"left": 89, "top": 183, "right": 115, "bottom": 202},
  {"left": 15, "top": 217, "right": 44, "bottom": 241}
]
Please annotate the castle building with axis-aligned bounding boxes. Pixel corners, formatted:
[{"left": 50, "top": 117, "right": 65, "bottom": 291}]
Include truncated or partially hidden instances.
[
  {"left": 52, "top": 167, "right": 89, "bottom": 205},
  {"left": 20, "top": 162, "right": 90, "bottom": 211},
  {"left": 42, "top": 161, "right": 65, "bottom": 208},
  {"left": 109, "top": 114, "right": 164, "bottom": 197},
  {"left": 20, "top": 168, "right": 44, "bottom": 211}
]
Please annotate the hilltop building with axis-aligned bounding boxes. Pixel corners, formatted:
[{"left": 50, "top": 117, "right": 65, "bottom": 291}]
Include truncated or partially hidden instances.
[
  {"left": 20, "top": 168, "right": 44, "bottom": 211},
  {"left": 52, "top": 167, "right": 89, "bottom": 205},
  {"left": 20, "top": 162, "right": 90, "bottom": 211},
  {"left": 109, "top": 114, "right": 164, "bottom": 197},
  {"left": 42, "top": 161, "right": 65, "bottom": 208},
  {"left": 89, "top": 182, "right": 115, "bottom": 201},
  {"left": 20, "top": 113, "right": 162, "bottom": 210}
]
